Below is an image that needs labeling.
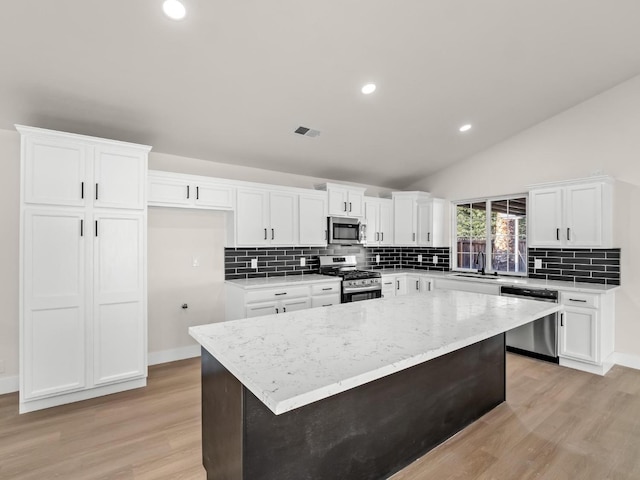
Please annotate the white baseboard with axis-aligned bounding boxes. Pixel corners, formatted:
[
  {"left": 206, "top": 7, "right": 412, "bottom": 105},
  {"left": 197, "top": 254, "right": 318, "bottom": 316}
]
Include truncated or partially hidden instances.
[
  {"left": 148, "top": 345, "right": 201, "bottom": 366},
  {"left": 614, "top": 352, "right": 640, "bottom": 371},
  {"left": 0, "top": 375, "right": 19, "bottom": 395}
]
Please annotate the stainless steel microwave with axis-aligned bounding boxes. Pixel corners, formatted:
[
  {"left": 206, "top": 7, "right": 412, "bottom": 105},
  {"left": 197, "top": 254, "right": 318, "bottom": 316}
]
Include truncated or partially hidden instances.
[{"left": 328, "top": 217, "right": 366, "bottom": 245}]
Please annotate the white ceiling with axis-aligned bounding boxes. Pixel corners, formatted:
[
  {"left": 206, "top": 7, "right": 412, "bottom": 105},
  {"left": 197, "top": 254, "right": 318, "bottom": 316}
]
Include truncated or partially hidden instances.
[{"left": 2, "top": 1, "right": 640, "bottom": 189}]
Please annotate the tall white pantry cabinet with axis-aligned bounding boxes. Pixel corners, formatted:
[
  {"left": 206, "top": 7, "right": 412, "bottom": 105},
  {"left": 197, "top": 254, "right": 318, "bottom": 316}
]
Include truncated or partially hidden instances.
[{"left": 17, "top": 125, "right": 151, "bottom": 413}]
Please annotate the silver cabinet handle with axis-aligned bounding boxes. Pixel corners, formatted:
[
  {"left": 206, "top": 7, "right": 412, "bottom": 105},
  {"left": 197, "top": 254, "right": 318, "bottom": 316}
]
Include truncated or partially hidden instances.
[
  {"left": 275, "top": 292, "right": 287, "bottom": 296},
  {"left": 560, "top": 312, "right": 564, "bottom": 326},
  {"left": 384, "top": 282, "right": 393, "bottom": 285},
  {"left": 275, "top": 308, "right": 279, "bottom": 314},
  {"left": 264, "top": 228, "right": 267, "bottom": 240},
  {"left": 186, "top": 185, "right": 189, "bottom": 199},
  {"left": 271, "top": 228, "right": 274, "bottom": 240},
  {"left": 95, "top": 183, "right": 99, "bottom": 200},
  {"left": 416, "top": 280, "right": 419, "bottom": 290},
  {"left": 81, "top": 182, "right": 84, "bottom": 199},
  {"left": 196, "top": 186, "right": 199, "bottom": 200},
  {"left": 80, "top": 219, "right": 84, "bottom": 237},
  {"left": 427, "top": 232, "right": 431, "bottom": 242},
  {"left": 556, "top": 228, "right": 560, "bottom": 241},
  {"left": 381, "top": 232, "right": 384, "bottom": 241},
  {"left": 283, "top": 307, "right": 286, "bottom": 313},
  {"left": 567, "top": 228, "right": 571, "bottom": 241},
  {"left": 95, "top": 220, "right": 98, "bottom": 237},
  {"left": 344, "top": 201, "right": 347, "bottom": 211},
  {"left": 322, "top": 304, "right": 332, "bottom": 307},
  {"left": 349, "top": 202, "right": 352, "bottom": 212},
  {"left": 568, "top": 298, "right": 587, "bottom": 303},
  {"left": 396, "top": 280, "right": 399, "bottom": 290},
  {"left": 413, "top": 233, "right": 416, "bottom": 241},
  {"left": 322, "top": 287, "right": 332, "bottom": 291}
]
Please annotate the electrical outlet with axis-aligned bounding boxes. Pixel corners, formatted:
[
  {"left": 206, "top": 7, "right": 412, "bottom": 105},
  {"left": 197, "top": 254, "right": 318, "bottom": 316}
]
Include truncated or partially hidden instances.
[
  {"left": 376, "top": 254, "right": 380, "bottom": 264},
  {"left": 251, "top": 258, "right": 258, "bottom": 269},
  {"left": 433, "top": 255, "right": 438, "bottom": 265},
  {"left": 418, "top": 254, "right": 423, "bottom": 263},
  {"left": 534, "top": 258, "right": 542, "bottom": 269},
  {"left": 300, "top": 257, "right": 306, "bottom": 267}
]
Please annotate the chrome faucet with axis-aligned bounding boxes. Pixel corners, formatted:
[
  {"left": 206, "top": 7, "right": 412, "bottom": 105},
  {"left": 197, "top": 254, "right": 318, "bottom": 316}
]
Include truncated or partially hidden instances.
[{"left": 476, "top": 251, "right": 486, "bottom": 275}]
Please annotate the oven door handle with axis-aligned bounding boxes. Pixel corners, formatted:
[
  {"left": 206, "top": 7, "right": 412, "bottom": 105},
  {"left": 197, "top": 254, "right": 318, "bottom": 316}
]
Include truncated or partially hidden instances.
[{"left": 342, "top": 285, "right": 382, "bottom": 293}]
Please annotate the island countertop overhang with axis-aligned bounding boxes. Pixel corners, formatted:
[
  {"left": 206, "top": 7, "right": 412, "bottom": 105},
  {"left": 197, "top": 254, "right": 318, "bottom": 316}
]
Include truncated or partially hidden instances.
[{"left": 189, "top": 290, "right": 562, "bottom": 415}]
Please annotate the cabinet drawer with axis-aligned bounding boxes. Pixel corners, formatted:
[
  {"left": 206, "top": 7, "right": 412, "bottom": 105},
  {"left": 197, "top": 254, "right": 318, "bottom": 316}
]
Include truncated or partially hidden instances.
[
  {"left": 245, "top": 285, "right": 309, "bottom": 303},
  {"left": 561, "top": 292, "right": 599, "bottom": 308},
  {"left": 310, "top": 283, "right": 341, "bottom": 295},
  {"left": 311, "top": 295, "right": 341, "bottom": 308}
]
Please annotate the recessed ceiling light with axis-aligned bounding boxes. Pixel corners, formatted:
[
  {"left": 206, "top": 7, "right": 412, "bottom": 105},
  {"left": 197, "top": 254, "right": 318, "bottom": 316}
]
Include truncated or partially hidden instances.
[
  {"left": 459, "top": 124, "right": 472, "bottom": 132},
  {"left": 361, "top": 83, "right": 376, "bottom": 95},
  {"left": 163, "top": 0, "right": 186, "bottom": 20}
]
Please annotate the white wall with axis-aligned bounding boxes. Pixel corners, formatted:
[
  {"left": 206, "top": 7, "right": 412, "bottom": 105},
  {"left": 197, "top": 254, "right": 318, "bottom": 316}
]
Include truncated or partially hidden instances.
[
  {"left": 0, "top": 130, "right": 20, "bottom": 391},
  {"left": 409, "top": 74, "right": 640, "bottom": 363}
]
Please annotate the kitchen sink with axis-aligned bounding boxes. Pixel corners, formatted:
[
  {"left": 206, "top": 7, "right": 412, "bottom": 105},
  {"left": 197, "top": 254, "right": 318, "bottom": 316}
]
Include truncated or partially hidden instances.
[{"left": 451, "top": 273, "right": 501, "bottom": 280}]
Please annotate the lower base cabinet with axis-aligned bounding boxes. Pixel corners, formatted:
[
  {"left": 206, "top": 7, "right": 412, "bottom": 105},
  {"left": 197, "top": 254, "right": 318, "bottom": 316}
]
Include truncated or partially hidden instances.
[{"left": 226, "top": 279, "right": 341, "bottom": 320}]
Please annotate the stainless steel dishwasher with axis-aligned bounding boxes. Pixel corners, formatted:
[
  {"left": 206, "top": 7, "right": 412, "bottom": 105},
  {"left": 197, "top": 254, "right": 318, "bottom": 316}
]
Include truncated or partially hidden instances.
[{"left": 500, "top": 285, "right": 559, "bottom": 363}]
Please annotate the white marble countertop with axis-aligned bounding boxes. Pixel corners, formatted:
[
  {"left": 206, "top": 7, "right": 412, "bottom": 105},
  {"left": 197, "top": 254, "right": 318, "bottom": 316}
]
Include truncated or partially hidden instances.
[
  {"left": 378, "top": 269, "right": 619, "bottom": 294},
  {"left": 226, "top": 274, "right": 340, "bottom": 289},
  {"left": 190, "top": 290, "right": 561, "bottom": 415}
]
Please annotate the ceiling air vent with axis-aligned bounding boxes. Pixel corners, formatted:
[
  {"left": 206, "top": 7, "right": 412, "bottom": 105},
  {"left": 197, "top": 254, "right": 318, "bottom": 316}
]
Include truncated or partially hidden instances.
[{"left": 294, "top": 126, "right": 321, "bottom": 137}]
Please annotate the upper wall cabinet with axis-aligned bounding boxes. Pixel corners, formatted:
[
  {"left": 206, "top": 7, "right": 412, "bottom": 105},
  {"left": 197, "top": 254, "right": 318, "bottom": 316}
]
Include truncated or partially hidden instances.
[
  {"left": 299, "top": 191, "right": 328, "bottom": 246},
  {"left": 231, "top": 187, "right": 298, "bottom": 247},
  {"left": 147, "top": 170, "right": 234, "bottom": 210},
  {"left": 364, "top": 197, "right": 393, "bottom": 246},
  {"left": 317, "top": 183, "right": 366, "bottom": 217},
  {"left": 529, "top": 177, "right": 614, "bottom": 248},
  {"left": 393, "top": 192, "right": 449, "bottom": 247},
  {"left": 21, "top": 127, "right": 147, "bottom": 210}
]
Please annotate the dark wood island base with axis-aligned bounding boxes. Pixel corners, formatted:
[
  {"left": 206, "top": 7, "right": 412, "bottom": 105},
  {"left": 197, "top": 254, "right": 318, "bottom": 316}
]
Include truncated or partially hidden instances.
[{"left": 201, "top": 333, "right": 506, "bottom": 480}]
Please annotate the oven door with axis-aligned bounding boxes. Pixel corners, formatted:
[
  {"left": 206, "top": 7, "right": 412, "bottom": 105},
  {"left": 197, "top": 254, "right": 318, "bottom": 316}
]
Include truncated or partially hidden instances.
[{"left": 342, "top": 289, "right": 382, "bottom": 303}]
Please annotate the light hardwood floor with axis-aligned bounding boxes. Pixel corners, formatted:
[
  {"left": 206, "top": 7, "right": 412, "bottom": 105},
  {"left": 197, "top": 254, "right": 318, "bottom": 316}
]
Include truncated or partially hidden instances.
[{"left": 2, "top": 354, "right": 640, "bottom": 479}]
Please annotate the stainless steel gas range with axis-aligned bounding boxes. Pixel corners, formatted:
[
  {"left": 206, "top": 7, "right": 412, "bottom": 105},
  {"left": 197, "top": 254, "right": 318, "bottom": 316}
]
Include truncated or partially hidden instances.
[{"left": 318, "top": 255, "right": 382, "bottom": 303}]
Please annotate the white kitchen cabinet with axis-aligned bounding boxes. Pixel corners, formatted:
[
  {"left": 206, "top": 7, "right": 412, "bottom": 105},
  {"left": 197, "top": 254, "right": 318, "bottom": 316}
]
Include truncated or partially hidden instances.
[
  {"left": 22, "top": 210, "right": 87, "bottom": 399},
  {"left": 417, "top": 198, "right": 449, "bottom": 247},
  {"left": 18, "top": 125, "right": 150, "bottom": 413},
  {"left": 234, "top": 188, "right": 298, "bottom": 247},
  {"left": 381, "top": 276, "right": 397, "bottom": 298},
  {"left": 92, "top": 213, "right": 145, "bottom": 385},
  {"left": 226, "top": 279, "right": 341, "bottom": 320},
  {"left": 147, "top": 170, "right": 234, "bottom": 210},
  {"left": 406, "top": 274, "right": 433, "bottom": 294},
  {"left": 364, "top": 197, "right": 393, "bottom": 246},
  {"left": 393, "top": 192, "right": 448, "bottom": 247},
  {"left": 299, "top": 192, "right": 328, "bottom": 246},
  {"left": 318, "top": 183, "right": 366, "bottom": 217},
  {"left": 558, "top": 290, "right": 615, "bottom": 374},
  {"left": 528, "top": 177, "right": 613, "bottom": 248}
]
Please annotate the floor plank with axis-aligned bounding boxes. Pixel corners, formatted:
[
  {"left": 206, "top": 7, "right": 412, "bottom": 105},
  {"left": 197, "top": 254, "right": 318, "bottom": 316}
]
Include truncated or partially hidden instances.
[{"left": 1, "top": 354, "right": 640, "bottom": 479}]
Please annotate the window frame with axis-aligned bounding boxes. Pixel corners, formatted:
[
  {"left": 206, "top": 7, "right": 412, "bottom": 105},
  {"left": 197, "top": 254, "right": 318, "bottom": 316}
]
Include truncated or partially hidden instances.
[{"left": 451, "top": 193, "right": 528, "bottom": 276}]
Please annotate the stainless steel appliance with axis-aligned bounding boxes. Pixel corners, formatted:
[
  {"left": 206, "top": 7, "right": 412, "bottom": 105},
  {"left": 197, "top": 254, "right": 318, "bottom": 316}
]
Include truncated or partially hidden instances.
[
  {"left": 328, "top": 217, "right": 366, "bottom": 245},
  {"left": 319, "top": 255, "right": 381, "bottom": 303},
  {"left": 500, "top": 285, "right": 559, "bottom": 363}
]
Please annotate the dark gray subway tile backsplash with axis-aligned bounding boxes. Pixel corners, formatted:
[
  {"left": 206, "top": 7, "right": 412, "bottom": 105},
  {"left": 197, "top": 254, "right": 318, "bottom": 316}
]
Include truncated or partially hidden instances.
[
  {"left": 225, "top": 245, "right": 451, "bottom": 279},
  {"left": 528, "top": 248, "right": 620, "bottom": 286}
]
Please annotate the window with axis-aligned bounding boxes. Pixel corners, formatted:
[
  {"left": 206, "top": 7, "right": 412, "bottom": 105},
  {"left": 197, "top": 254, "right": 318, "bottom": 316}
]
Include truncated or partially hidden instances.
[{"left": 454, "top": 196, "right": 527, "bottom": 275}]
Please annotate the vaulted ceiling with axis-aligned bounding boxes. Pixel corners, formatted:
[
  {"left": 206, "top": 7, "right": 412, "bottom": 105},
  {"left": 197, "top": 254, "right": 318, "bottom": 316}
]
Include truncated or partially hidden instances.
[{"left": 2, "top": 1, "right": 640, "bottom": 189}]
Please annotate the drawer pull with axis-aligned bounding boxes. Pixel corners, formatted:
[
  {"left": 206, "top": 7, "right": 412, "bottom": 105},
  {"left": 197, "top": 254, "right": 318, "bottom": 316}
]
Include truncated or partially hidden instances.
[
  {"left": 560, "top": 313, "right": 564, "bottom": 327},
  {"left": 384, "top": 282, "right": 393, "bottom": 285},
  {"left": 568, "top": 298, "right": 587, "bottom": 303},
  {"left": 322, "top": 304, "right": 332, "bottom": 307},
  {"left": 322, "top": 287, "right": 333, "bottom": 291},
  {"left": 275, "top": 292, "right": 287, "bottom": 296}
]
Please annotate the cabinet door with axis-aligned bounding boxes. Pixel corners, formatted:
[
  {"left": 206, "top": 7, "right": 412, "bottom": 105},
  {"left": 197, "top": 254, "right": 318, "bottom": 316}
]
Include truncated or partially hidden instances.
[
  {"left": 381, "top": 277, "right": 396, "bottom": 298},
  {"left": 406, "top": 275, "right": 422, "bottom": 295},
  {"left": 236, "top": 188, "right": 269, "bottom": 246},
  {"left": 246, "top": 302, "right": 278, "bottom": 318},
  {"left": 529, "top": 187, "right": 563, "bottom": 247},
  {"left": 299, "top": 194, "right": 327, "bottom": 246},
  {"left": 420, "top": 277, "right": 433, "bottom": 292},
  {"left": 94, "top": 146, "right": 146, "bottom": 210},
  {"left": 559, "top": 307, "right": 598, "bottom": 363},
  {"left": 280, "top": 298, "right": 311, "bottom": 313},
  {"left": 93, "top": 213, "right": 145, "bottom": 385},
  {"left": 364, "top": 201, "right": 380, "bottom": 246},
  {"left": 565, "top": 183, "right": 602, "bottom": 247},
  {"left": 347, "top": 190, "right": 364, "bottom": 217},
  {"left": 378, "top": 201, "right": 393, "bottom": 245},
  {"left": 148, "top": 176, "right": 192, "bottom": 206},
  {"left": 327, "top": 187, "right": 349, "bottom": 216},
  {"left": 417, "top": 202, "right": 433, "bottom": 246},
  {"left": 23, "top": 135, "right": 87, "bottom": 207},
  {"left": 394, "top": 196, "right": 416, "bottom": 245},
  {"left": 395, "top": 276, "right": 407, "bottom": 296},
  {"left": 270, "top": 192, "right": 298, "bottom": 245},
  {"left": 22, "top": 210, "right": 86, "bottom": 399},
  {"left": 195, "top": 182, "right": 234, "bottom": 210}
]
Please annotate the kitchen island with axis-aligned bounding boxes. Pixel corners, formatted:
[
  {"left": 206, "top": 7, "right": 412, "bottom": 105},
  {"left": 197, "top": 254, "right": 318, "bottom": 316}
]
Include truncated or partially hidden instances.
[{"left": 189, "top": 290, "right": 562, "bottom": 480}]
